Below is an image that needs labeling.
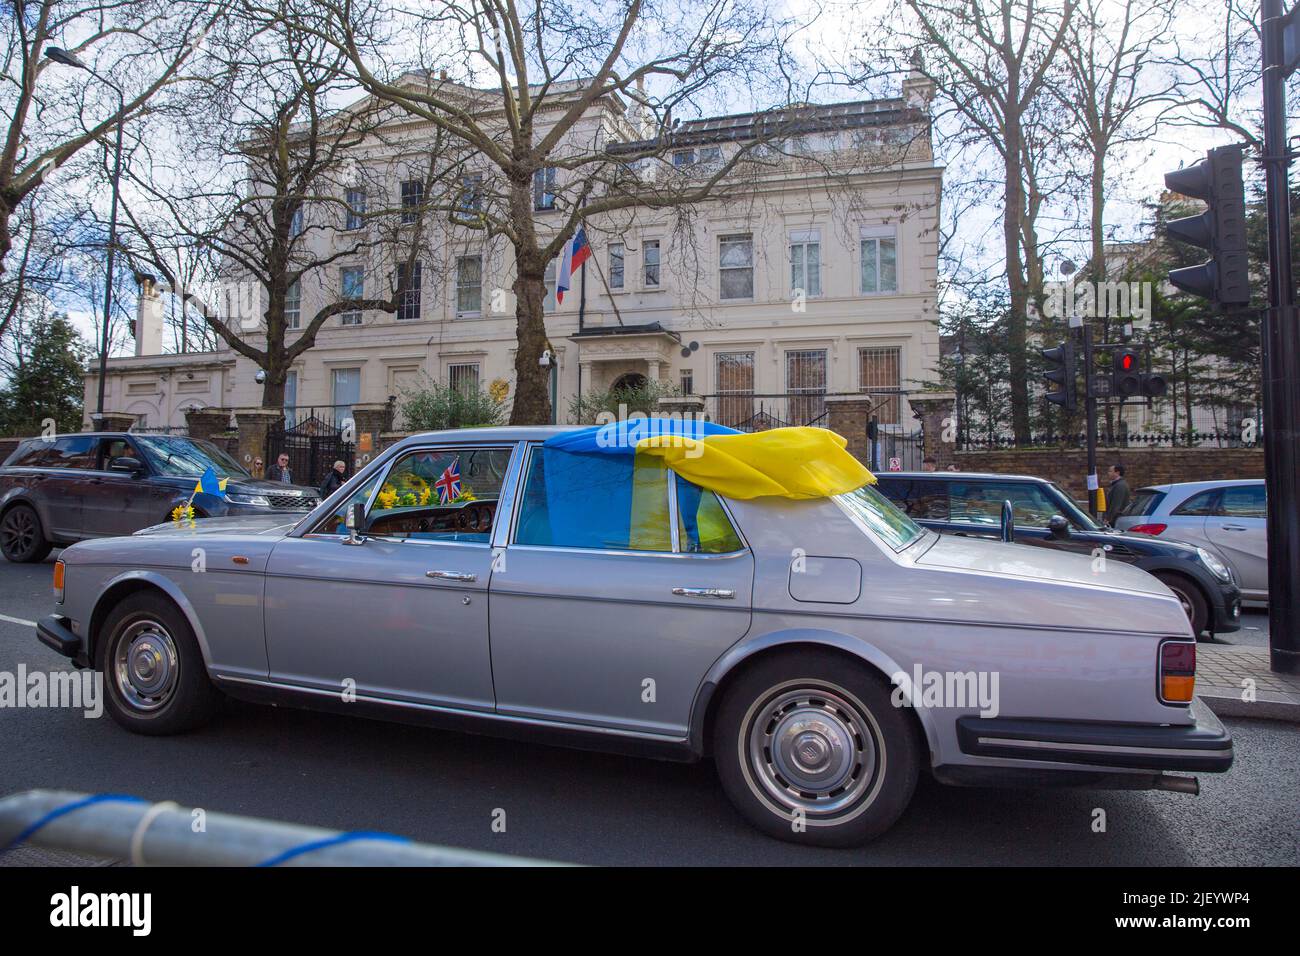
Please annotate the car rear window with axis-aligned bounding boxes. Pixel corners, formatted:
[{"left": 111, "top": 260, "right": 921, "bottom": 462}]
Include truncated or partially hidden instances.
[{"left": 1123, "top": 489, "right": 1165, "bottom": 518}]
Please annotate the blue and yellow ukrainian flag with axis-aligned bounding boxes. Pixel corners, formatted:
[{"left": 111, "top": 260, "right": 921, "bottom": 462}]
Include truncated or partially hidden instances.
[{"left": 194, "top": 466, "right": 229, "bottom": 498}]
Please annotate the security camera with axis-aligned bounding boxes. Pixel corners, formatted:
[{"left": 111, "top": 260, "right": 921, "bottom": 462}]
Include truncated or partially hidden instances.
[
  {"left": 539, "top": 349, "right": 554, "bottom": 367},
  {"left": 255, "top": 369, "right": 267, "bottom": 384}
]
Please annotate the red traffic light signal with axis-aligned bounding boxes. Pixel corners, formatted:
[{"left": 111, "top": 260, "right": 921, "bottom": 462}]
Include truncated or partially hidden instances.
[{"left": 1112, "top": 348, "right": 1142, "bottom": 397}]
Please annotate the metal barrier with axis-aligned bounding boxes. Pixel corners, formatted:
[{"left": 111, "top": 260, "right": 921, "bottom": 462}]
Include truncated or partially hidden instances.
[{"left": 0, "top": 790, "right": 561, "bottom": 867}]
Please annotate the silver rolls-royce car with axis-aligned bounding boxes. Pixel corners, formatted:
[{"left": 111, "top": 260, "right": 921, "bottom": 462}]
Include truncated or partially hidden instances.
[{"left": 35, "top": 425, "right": 1232, "bottom": 846}]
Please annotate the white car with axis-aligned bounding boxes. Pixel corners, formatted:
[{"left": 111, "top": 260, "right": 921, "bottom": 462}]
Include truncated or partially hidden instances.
[{"left": 1115, "top": 480, "right": 1267, "bottom": 602}]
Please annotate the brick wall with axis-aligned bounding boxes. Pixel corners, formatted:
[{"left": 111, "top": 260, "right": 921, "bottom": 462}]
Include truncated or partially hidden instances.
[{"left": 953, "top": 447, "right": 1265, "bottom": 499}]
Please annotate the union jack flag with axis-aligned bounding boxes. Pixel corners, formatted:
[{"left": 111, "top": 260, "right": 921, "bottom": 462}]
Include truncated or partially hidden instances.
[{"left": 435, "top": 458, "right": 461, "bottom": 504}]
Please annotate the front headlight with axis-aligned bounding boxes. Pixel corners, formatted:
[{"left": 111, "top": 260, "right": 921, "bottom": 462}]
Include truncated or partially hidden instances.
[
  {"left": 1197, "top": 547, "right": 1232, "bottom": 582},
  {"left": 227, "top": 493, "right": 271, "bottom": 507}
]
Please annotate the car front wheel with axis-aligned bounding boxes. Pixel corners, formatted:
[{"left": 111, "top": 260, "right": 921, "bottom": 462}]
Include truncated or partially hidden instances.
[
  {"left": 0, "top": 504, "right": 52, "bottom": 563},
  {"left": 1153, "top": 572, "right": 1209, "bottom": 638},
  {"left": 96, "top": 592, "right": 221, "bottom": 735},
  {"left": 714, "top": 650, "right": 921, "bottom": 847}
]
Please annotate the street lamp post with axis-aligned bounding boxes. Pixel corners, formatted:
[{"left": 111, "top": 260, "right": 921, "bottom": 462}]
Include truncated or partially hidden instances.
[{"left": 44, "top": 47, "right": 126, "bottom": 422}]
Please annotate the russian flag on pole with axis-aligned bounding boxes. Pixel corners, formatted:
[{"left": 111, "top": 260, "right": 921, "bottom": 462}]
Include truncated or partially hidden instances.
[{"left": 556, "top": 226, "right": 592, "bottom": 305}]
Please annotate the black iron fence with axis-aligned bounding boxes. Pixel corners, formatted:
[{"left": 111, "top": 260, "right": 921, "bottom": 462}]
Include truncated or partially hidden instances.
[
  {"left": 958, "top": 405, "right": 1262, "bottom": 451},
  {"left": 698, "top": 391, "right": 908, "bottom": 432},
  {"left": 267, "top": 411, "right": 355, "bottom": 489}
]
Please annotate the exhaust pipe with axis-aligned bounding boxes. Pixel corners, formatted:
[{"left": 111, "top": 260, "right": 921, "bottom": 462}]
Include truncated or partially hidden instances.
[{"left": 1153, "top": 774, "right": 1199, "bottom": 795}]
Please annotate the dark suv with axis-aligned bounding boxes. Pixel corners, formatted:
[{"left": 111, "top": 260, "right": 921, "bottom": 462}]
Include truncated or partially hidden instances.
[
  {"left": 875, "top": 471, "right": 1242, "bottom": 638},
  {"left": 0, "top": 432, "right": 320, "bottom": 562}
]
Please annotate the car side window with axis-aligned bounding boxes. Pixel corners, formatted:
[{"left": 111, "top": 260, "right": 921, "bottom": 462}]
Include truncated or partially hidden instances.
[
  {"left": 1172, "top": 490, "right": 1221, "bottom": 516},
  {"left": 949, "top": 481, "right": 1059, "bottom": 527},
  {"left": 99, "top": 438, "right": 133, "bottom": 468},
  {"left": 675, "top": 474, "right": 743, "bottom": 553},
  {"left": 309, "top": 475, "right": 379, "bottom": 536},
  {"left": 9, "top": 441, "right": 52, "bottom": 466},
  {"left": 879, "top": 478, "right": 949, "bottom": 520},
  {"left": 1218, "top": 485, "right": 1265, "bottom": 518},
  {"left": 46, "top": 436, "right": 98, "bottom": 469},
  {"left": 368, "top": 446, "right": 511, "bottom": 543},
  {"left": 514, "top": 445, "right": 672, "bottom": 551}
]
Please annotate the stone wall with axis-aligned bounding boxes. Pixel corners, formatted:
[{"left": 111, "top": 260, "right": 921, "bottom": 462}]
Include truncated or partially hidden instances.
[{"left": 953, "top": 447, "right": 1265, "bottom": 499}]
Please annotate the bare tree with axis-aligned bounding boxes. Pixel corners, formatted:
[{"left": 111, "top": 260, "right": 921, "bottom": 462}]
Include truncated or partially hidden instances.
[
  {"left": 117, "top": 1, "right": 452, "bottom": 408},
  {"left": 0, "top": 0, "right": 221, "bottom": 292},
  {"left": 1057, "top": 0, "right": 1177, "bottom": 292},
  {"left": 285, "top": 0, "right": 810, "bottom": 423},
  {"left": 873, "top": 0, "right": 1076, "bottom": 443}
]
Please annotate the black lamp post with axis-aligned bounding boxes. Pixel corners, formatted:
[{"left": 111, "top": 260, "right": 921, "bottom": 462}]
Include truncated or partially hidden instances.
[{"left": 44, "top": 47, "right": 126, "bottom": 422}]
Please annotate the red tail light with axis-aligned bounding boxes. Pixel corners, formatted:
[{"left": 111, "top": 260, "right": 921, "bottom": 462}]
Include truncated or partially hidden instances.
[
  {"left": 1159, "top": 641, "right": 1196, "bottom": 704},
  {"left": 1129, "top": 523, "right": 1167, "bottom": 536}
]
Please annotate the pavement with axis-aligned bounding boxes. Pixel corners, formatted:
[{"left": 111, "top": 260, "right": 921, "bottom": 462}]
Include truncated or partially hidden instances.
[
  {"left": 1195, "top": 642, "right": 1300, "bottom": 721},
  {"left": 2, "top": 555, "right": 1297, "bottom": 866}
]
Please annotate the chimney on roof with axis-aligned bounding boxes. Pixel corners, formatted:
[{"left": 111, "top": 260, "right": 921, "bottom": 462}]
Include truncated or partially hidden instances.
[
  {"left": 902, "top": 51, "right": 935, "bottom": 110},
  {"left": 439, "top": 69, "right": 448, "bottom": 82}
]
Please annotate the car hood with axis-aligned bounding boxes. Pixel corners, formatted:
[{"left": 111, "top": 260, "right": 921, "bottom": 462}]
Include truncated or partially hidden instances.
[
  {"left": 224, "top": 477, "right": 319, "bottom": 496},
  {"left": 134, "top": 513, "right": 302, "bottom": 538},
  {"left": 916, "top": 531, "right": 1172, "bottom": 597}
]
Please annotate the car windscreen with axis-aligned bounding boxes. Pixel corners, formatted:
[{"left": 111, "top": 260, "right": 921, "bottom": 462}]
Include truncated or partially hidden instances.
[
  {"left": 834, "top": 482, "right": 925, "bottom": 551},
  {"left": 1045, "top": 482, "right": 1102, "bottom": 531},
  {"left": 134, "top": 436, "right": 250, "bottom": 479}
]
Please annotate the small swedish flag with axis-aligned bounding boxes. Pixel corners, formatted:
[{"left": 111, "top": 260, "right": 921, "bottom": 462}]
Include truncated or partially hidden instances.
[{"left": 194, "top": 466, "right": 229, "bottom": 498}]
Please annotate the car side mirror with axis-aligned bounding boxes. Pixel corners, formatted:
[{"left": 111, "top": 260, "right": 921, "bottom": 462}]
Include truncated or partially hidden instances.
[
  {"left": 1000, "top": 499, "right": 1015, "bottom": 543},
  {"left": 109, "top": 456, "right": 145, "bottom": 476},
  {"left": 343, "top": 501, "right": 367, "bottom": 546},
  {"left": 1048, "top": 514, "right": 1071, "bottom": 540}
]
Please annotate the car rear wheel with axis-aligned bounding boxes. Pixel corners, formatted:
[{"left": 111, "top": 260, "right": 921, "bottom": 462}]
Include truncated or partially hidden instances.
[
  {"left": 713, "top": 650, "right": 921, "bottom": 847},
  {"left": 1154, "top": 572, "right": 1209, "bottom": 638},
  {"left": 0, "top": 504, "right": 52, "bottom": 563},
  {"left": 96, "top": 593, "right": 221, "bottom": 735}
]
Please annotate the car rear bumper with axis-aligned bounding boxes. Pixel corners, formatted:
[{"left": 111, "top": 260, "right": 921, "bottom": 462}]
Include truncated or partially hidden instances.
[
  {"left": 955, "top": 697, "right": 1233, "bottom": 773},
  {"left": 37, "top": 614, "right": 88, "bottom": 667}
]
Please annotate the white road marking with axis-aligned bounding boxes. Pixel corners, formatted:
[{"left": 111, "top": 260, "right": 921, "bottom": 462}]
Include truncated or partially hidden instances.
[{"left": 0, "top": 613, "right": 36, "bottom": 627}]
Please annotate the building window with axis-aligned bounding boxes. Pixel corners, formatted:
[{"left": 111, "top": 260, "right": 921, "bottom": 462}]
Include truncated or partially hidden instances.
[
  {"left": 332, "top": 367, "right": 361, "bottom": 423},
  {"left": 289, "top": 206, "right": 304, "bottom": 238},
  {"left": 643, "top": 240, "right": 661, "bottom": 288},
  {"left": 401, "top": 179, "right": 423, "bottom": 224},
  {"left": 448, "top": 363, "right": 480, "bottom": 395},
  {"left": 699, "top": 146, "right": 722, "bottom": 165},
  {"left": 860, "top": 229, "right": 898, "bottom": 294},
  {"left": 340, "top": 267, "right": 364, "bottom": 326},
  {"left": 719, "top": 234, "right": 754, "bottom": 300},
  {"left": 609, "top": 242, "right": 625, "bottom": 290},
  {"left": 533, "top": 167, "right": 556, "bottom": 210},
  {"left": 680, "top": 368, "right": 694, "bottom": 395},
  {"left": 859, "top": 346, "right": 902, "bottom": 424},
  {"left": 790, "top": 231, "right": 821, "bottom": 298},
  {"left": 544, "top": 260, "right": 557, "bottom": 313},
  {"left": 456, "top": 255, "right": 482, "bottom": 315},
  {"left": 345, "top": 188, "right": 366, "bottom": 230},
  {"left": 458, "top": 174, "right": 482, "bottom": 215},
  {"left": 396, "top": 261, "right": 422, "bottom": 321},
  {"left": 284, "top": 371, "right": 298, "bottom": 426},
  {"left": 714, "top": 351, "right": 755, "bottom": 428},
  {"left": 786, "top": 349, "right": 828, "bottom": 424},
  {"left": 673, "top": 149, "right": 696, "bottom": 167},
  {"left": 285, "top": 281, "right": 301, "bottom": 330}
]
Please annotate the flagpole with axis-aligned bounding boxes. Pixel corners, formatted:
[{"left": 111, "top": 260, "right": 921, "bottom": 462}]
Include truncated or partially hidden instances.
[{"left": 579, "top": 229, "right": 587, "bottom": 333}]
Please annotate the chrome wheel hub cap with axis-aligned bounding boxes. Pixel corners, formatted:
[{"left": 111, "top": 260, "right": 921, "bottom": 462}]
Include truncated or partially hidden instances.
[
  {"left": 748, "top": 686, "right": 878, "bottom": 816},
  {"left": 114, "top": 620, "right": 179, "bottom": 711}
]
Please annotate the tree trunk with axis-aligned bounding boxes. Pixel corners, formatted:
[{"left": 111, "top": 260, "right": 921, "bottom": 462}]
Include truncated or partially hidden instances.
[
  {"left": 0, "top": 196, "right": 13, "bottom": 275},
  {"left": 1003, "top": 120, "right": 1031, "bottom": 443},
  {"left": 507, "top": 175, "right": 553, "bottom": 426}
]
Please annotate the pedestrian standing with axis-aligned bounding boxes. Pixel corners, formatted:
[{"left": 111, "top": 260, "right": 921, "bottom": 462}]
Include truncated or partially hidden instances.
[
  {"left": 267, "top": 452, "right": 293, "bottom": 484},
  {"left": 1105, "top": 463, "right": 1131, "bottom": 526},
  {"left": 320, "top": 460, "right": 347, "bottom": 497}
]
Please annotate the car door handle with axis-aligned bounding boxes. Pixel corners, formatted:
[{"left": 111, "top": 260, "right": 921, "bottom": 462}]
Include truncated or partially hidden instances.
[
  {"left": 1220, "top": 525, "right": 1248, "bottom": 531},
  {"left": 672, "top": 587, "right": 736, "bottom": 600},
  {"left": 426, "top": 570, "right": 477, "bottom": 582}
]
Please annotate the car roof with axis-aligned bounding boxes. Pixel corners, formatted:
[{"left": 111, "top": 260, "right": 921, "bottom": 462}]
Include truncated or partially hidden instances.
[
  {"left": 390, "top": 425, "right": 575, "bottom": 448},
  {"left": 1134, "top": 478, "right": 1264, "bottom": 494},
  {"left": 880, "top": 471, "right": 1051, "bottom": 482}
]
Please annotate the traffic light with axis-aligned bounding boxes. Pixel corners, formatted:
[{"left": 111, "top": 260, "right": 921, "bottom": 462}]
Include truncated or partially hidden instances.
[
  {"left": 1140, "top": 371, "right": 1168, "bottom": 398},
  {"left": 1041, "top": 341, "right": 1077, "bottom": 411},
  {"left": 1163, "top": 144, "right": 1250, "bottom": 308},
  {"left": 1112, "top": 348, "right": 1142, "bottom": 397}
]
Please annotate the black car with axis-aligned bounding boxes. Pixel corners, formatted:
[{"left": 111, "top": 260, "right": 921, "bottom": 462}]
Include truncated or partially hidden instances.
[
  {"left": 875, "top": 471, "right": 1242, "bottom": 638},
  {"left": 0, "top": 432, "right": 320, "bottom": 563}
]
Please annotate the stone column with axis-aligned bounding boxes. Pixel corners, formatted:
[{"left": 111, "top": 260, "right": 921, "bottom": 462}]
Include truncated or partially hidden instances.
[
  {"left": 908, "top": 392, "right": 957, "bottom": 469},
  {"left": 348, "top": 403, "right": 391, "bottom": 465},
  {"left": 91, "top": 412, "right": 137, "bottom": 433},
  {"left": 235, "top": 408, "right": 285, "bottom": 477},
  {"left": 823, "top": 395, "right": 875, "bottom": 464},
  {"left": 185, "top": 407, "right": 232, "bottom": 443}
]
